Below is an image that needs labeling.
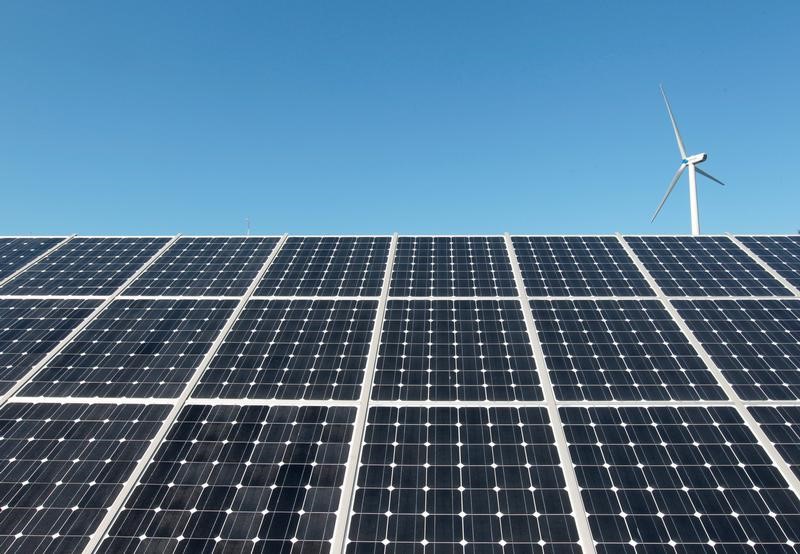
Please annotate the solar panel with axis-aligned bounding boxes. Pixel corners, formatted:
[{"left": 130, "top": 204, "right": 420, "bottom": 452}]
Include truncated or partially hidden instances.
[
  {"left": 193, "top": 299, "right": 378, "bottom": 401},
  {"left": 561, "top": 405, "right": 800, "bottom": 552},
  {"left": 19, "top": 298, "right": 238, "bottom": 398},
  {"left": 0, "top": 238, "right": 62, "bottom": 282},
  {"left": 372, "top": 299, "right": 542, "bottom": 401},
  {"left": 0, "top": 298, "right": 101, "bottom": 394},
  {"left": 390, "top": 236, "right": 517, "bottom": 297},
  {"left": 749, "top": 406, "right": 800, "bottom": 479},
  {"left": 347, "top": 406, "right": 581, "bottom": 553},
  {"left": 674, "top": 298, "right": 800, "bottom": 400},
  {"left": 123, "top": 237, "right": 280, "bottom": 297},
  {"left": 737, "top": 236, "right": 800, "bottom": 290},
  {"left": 0, "top": 238, "right": 170, "bottom": 296},
  {"left": 99, "top": 404, "right": 356, "bottom": 553},
  {"left": 531, "top": 299, "right": 725, "bottom": 401},
  {"left": 0, "top": 402, "right": 170, "bottom": 554},
  {"left": 512, "top": 236, "right": 654, "bottom": 297},
  {"left": 0, "top": 233, "right": 798, "bottom": 554},
  {"left": 255, "top": 237, "right": 390, "bottom": 297},
  {"left": 625, "top": 236, "right": 790, "bottom": 296}
]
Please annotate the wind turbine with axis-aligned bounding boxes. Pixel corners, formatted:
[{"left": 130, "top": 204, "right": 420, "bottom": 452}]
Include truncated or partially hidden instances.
[{"left": 651, "top": 85, "right": 726, "bottom": 235}]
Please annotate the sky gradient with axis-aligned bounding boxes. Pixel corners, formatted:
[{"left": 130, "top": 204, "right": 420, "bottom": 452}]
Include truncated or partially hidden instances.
[{"left": 1, "top": 2, "right": 798, "bottom": 236}]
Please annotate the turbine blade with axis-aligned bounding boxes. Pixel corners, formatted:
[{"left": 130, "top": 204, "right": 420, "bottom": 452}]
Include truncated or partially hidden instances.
[
  {"left": 651, "top": 164, "right": 687, "bottom": 222},
  {"left": 660, "top": 84, "right": 687, "bottom": 159},
  {"left": 696, "top": 167, "right": 726, "bottom": 186}
]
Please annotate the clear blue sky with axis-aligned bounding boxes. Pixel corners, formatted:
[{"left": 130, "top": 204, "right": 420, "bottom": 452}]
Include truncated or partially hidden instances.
[{"left": 1, "top": 2, "right": 798, "bottom": 236}]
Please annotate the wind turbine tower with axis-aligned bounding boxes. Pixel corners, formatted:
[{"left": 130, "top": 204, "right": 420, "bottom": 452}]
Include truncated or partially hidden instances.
[{"left": 651, "top": 85, "right": 726, "bottom": 236}]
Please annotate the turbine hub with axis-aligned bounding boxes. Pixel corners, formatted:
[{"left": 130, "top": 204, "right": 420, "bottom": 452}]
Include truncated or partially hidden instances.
[{"left": 684, "top": 153, "right": 708, "bottom": 164}]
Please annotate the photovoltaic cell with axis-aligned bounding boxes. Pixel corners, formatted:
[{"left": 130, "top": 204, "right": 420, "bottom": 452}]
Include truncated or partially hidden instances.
[
  {"left": 372, "top": 300, "right": 542, "bottom": 402},
  {"left": 0, "top": 238, "right": 62, "bottom": 281},
  {"left": 512, "top": 236, "right": 654, "bottom": 297},
  {"left": 561, "top": 405, "right": 800, "bottom": 553},
  {"left": 255, "top": 237, "right": 390, "bottom": 297},
  {"left": 749, "top": 406, "right": 800, "bottom": 479},
  {"left": 124, "top": 237, "right": 279, "bottom": 297},
  {"left": 0, "top": 402, "right": 170, "bottom": 554},
  {"left": 99, "top": 404, "right": 356, "bottom": 554},
  {"left": 531, "top": 299, "right": 724, "bottom": 401},
  {"left": 625, "top": 236, "right": 790, "bottom": 297},
  {"left": 193, "top": 299, "right": 378, "bottom": 401},
  {"left": 347, "top": 406, "right": 581, "bottom": 554},
  {"left": 737, "top": 236, "right": 800, "bottom": 290},
  {"left": 0, "top": 298, "right": 101, "bottom": 394},
  {"left": 390, "top": 236, "right": 517, "bottom": 297},
  {"left": 674, "top": 299, "right": 800, "bottom": 401},
  {"left": 0, "top": 237, "right": 170, "bottom": 297},
  {"left": 19, "top": 298, "right": 238, "bottom": 398}
]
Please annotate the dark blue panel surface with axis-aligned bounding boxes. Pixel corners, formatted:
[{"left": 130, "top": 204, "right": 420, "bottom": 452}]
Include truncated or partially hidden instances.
[{"left": 513, "top": 236, "right": 654, "bottom": 297}]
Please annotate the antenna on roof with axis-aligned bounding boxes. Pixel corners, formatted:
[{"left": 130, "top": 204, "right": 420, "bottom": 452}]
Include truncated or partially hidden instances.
[
  {"left": 651, "top": 85, "right": 727, "bottom": 236},
  {"left": 245, "top": 218, "right": 251, "bottom": 236}
]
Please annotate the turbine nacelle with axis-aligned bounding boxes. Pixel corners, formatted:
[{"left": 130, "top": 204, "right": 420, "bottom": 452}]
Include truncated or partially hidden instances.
[{"left": 683, "top": 153, "right": 708, "bottom": 165}]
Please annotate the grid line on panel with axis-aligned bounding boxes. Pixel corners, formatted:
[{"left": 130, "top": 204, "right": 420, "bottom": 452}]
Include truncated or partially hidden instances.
[
  {"left": 749, "top": 405, "right": 800, "bottom": 480},
  {"left": 80, "top": 233, "right": 290, "bottom": 554},
  {"left": 530, "top": 299, "right": 725, "bottom": 402},
  {"left": 560, "top": 405, "right": 800, "bottom": 552},
  {"left": 99, "top": 404, "right": 358, "bottom": 553},
  {"left": 20, "top": 297, "right": 240, "bottom": 398},
  {"left": 122, "top": 236, "right": 281, "bottom": 297},
  {"left": 728, "top": 234, "right": 800, "bottom": 298},
  {"left": 505, "top": 233, "right": 596, "bottom": 554},
  {"left": 0, "top": 298, "right": 102, "bottom": 395},
  {"left": 0, "top": 237, "right": 173, "bottom": 297},
  {"left": 255, "top": 236, "right": 390, "bottom": 297},
  {"left": 0, "top": 236, "right": 181, "bottom": 407},
  {"left": 0, "top": 236, "right": 73, "bottom": 287},
  {"left": 347, "top": 406, "right": 583, "bottom": 553},
  {"left": 389, "top": 236, "right": 518, "bottom": 297},
  {"left": 624, "top": 235, "right": 790, "bottom": 297},
  {"left": 192, "top": 298, "right": 379, "bottom": 401},
  {"left": 0, "top": 402, "right": 172, "bottom": 554},
  {"left": 616, "top": 234, "right": 800, "bottom": 500},
  {"left": 673, "top": 298, "right": 800, "bottom": 401},
  {"left": 332, "top": 233, "right": 398, "bottom": 554},
  {"left": 511, "top": 236, "right": 655, "bottom": 297},
  {"left": 372, "top": 299, "right": 542, "bottom": 402}
]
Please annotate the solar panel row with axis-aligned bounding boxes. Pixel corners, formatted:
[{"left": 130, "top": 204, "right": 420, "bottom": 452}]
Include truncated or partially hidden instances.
[{"left": 0, "top": 234, "right": 796, "bottom": 554}]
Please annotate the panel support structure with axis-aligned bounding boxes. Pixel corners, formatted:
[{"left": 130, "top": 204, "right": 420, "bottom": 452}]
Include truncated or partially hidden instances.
[{"left": 504, "top": 233, "right": 597, "bottom": 554}]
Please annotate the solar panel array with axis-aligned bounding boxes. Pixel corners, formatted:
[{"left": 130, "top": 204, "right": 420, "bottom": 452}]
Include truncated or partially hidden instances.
[{"left": 0, "top": 233, "right": 797, "bottom": 554}]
